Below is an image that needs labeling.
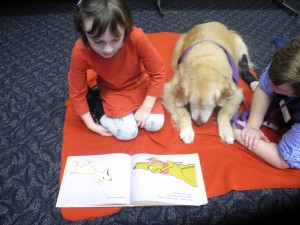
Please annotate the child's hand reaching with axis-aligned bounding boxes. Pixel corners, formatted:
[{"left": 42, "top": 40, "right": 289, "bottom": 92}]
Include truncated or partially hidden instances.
[
  {"left": 241, "top": 123, "right": 270, "bottom": 150},
  {"left": 134, "top": 95, "right": 157, "bottom": 128},
  {"left": 90, "top": 123, "right": 113, "bottom": 137},
  {"left": 134, "top": 106, "right": 151, "bottom": 128},
  {"left": 81, "top": 112, "right": 112, "bottom": 136}
]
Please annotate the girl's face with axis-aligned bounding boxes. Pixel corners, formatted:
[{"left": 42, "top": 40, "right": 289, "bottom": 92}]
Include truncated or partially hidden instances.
[
  {"left": 268, "top": 82, "right": 296, "bottom": 97},
  {"left": 83, "top": 17, "right": 125, "bottom": 59}
]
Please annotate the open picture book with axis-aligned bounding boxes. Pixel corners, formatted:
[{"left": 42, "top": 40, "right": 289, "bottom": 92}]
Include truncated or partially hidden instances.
[{"left": 56, "top": 153, "right": 208, "bottom": 207}]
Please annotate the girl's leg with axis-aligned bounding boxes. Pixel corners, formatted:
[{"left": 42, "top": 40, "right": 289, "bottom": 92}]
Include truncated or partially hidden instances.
[
  {"left": 86, "top": 85, "right": 104, "bottom": 124},
  {"left": 144, "top": 114, "right": 165, "bottom": 132},
  {"left": 100, "top": 113, "right": 138, "bottom": 141}
]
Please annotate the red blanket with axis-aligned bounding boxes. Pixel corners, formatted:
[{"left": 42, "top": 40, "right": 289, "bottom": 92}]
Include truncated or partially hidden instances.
[{"left": 60, "top": 32, "right": 300, "bottom": 221}]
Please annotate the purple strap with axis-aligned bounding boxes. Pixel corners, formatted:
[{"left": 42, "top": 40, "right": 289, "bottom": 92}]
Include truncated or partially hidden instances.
[
  {"left": 231, "top": 97, "right": 299, "bottom": 130},
  {"left": 177, "top": 40, "right": 240, "bottom": 84},
  {"left": 230, "top": 109, "right": 250, "bottom": 130},
  {"left": 265, "top": 97, "right": 295, "bottom": 123}
]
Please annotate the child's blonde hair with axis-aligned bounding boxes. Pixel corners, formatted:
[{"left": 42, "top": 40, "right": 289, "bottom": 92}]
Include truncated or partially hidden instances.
[{"left": 74, "top": 0, "right": 133, "bottom": 47}]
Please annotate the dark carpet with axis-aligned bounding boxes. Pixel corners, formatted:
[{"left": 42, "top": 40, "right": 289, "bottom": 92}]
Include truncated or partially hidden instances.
[{"left": 1, "top": 0, "right": 300, "bottom": 224}]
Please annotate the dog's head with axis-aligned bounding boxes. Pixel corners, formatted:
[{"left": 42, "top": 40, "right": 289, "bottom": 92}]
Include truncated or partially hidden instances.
[{"left": 174, "top": 67, "right": 236, "bottom": 125}]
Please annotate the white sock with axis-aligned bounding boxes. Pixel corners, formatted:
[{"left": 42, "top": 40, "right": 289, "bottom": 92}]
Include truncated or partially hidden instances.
[
  {"left": 100, "top": 114, "right": 138, "bottom": 141},
  {"left": 144, "top": 114, "right": 165, "bottom": 132}
]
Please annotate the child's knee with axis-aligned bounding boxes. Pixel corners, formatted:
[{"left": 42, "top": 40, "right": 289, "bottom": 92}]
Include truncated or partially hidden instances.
[
  {"left": 101, "top": 114, "right": 139, "bottom": 140},
  {"left": 113, "top": 126, "right": 138, "bottom": 141},
  {"left": 145, "top": 114, "right": 165, "bottom": 132}
]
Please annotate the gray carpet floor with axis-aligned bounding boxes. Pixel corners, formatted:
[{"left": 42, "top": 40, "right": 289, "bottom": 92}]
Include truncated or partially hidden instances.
[{"left": 1, "top": 0, "right": 300, "bottom": 224}]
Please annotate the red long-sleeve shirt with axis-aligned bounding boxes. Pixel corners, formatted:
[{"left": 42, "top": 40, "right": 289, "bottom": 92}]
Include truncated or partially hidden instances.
[{"left": 68, "top": 27, "right": 166, "bottom": 117}]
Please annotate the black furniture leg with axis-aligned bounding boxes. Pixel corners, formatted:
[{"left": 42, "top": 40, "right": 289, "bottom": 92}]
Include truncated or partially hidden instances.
[
  {"left": 154, "top": 0, "right": 163, "bottom": 18},
  {"left": 272, "top": 0, "right": 298, "bottom": 17}
]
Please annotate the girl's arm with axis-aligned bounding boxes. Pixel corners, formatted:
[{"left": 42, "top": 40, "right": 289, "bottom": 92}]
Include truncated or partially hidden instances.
[
  {"left": 247, "top": 86, "right": 271, "bottom": 128},
  {"left": 136, "top": 28, "right": 166, "bottom": 98},
  {"left": 241, "top": 86, "right": 272, "bottom": 149}
]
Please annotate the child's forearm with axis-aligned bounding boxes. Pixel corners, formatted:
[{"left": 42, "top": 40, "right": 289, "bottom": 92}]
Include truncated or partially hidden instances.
[
  {"left": 80, "top": 111, "right": 96, "bottom": 129},
  {"left": 140, "top": 95, "right": 157, "bottom": 112},
  {"left": 248, "top": 86, "right": 271, "bottom": 128},
  {"left": 233, "top": 126, "right": 289, "bottom": 169}
]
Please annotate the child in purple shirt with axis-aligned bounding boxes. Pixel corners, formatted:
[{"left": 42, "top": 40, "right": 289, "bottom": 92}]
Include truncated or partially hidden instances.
[{"left": 233, "top": 37, "right": 300, "bottom": 169}]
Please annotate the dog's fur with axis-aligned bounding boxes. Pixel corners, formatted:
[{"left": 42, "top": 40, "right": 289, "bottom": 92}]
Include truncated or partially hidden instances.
[{"left": 163, "top": 21, "right": 250, "bottom": 144}]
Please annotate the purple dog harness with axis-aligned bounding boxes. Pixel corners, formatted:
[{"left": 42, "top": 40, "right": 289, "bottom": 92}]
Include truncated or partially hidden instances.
[{"left": 177, "top": 40, "right": 240, "bottom": 84}]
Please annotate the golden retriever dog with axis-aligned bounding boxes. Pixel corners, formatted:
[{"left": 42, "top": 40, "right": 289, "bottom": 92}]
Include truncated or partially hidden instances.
[{"left": 163, "top": 21, "right": 251, "bottom": 144}]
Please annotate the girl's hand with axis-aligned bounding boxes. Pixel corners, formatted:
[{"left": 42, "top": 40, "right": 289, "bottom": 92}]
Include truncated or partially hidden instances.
[
  {"left": 89, "top": 123, "right": 112, "bottom": 136},
  {"left": 134, "top": 107, "right": 151, "bottom": 128},
  {"left": 241, "top": 124, "right": 269, "bottom": 150},
  {"left": 81, "top": 112, "right": 112, "bottom": 136}
]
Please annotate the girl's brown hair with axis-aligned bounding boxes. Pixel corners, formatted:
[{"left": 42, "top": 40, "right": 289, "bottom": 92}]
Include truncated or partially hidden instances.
[
  {"left": 74, "top": 0, "right": 133, "bottom": 47},
  {"left": 269, "top": 37, "right": 300, "bottom": 96}
]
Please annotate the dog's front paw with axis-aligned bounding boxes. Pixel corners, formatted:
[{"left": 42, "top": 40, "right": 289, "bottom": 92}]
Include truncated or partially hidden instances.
[
  {"left": 219, "top": 126, "right": 235, "bottom": 144},
  {"left": 179, "top": 127, "right": 195, "bottom": 144}
]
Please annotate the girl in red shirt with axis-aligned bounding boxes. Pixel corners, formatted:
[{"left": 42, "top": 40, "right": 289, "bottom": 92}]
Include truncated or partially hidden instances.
[{"left": 68, "top": 0, "right": 166, "bottom": 140}]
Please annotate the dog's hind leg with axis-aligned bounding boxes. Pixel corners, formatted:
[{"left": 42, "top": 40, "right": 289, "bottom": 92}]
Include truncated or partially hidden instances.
[
  {"left": 239, "top": 54, "right": 259, "bottom": 91},
  {"left": 232, "top": 32, "right": 259, "bottom": 91}
]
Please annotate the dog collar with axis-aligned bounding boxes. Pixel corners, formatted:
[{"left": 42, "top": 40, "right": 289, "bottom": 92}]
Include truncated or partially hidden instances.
[{"left": 177, "top": 40, "right": 240, "bottom": 84}]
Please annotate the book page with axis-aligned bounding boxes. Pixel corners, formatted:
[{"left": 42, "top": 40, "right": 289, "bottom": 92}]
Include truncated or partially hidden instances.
[
  {"left": 56, "top": 153, "right": 132, "bottom": 207},
  {"left": 130, "top": 153, "right": 207, "bottom": 206}
]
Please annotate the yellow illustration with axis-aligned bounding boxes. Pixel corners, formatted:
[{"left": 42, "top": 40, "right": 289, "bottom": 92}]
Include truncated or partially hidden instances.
[
  {"left": 72, "top": 160, "right": 112, "bottom": 185},
  {"left": 133, "top": 157, "right": 197, "bottom": 187}
]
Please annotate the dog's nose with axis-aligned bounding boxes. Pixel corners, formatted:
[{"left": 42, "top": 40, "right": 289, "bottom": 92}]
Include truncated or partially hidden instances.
[{"left": 194, "top": 118, "right": 204, "bottom": 125}]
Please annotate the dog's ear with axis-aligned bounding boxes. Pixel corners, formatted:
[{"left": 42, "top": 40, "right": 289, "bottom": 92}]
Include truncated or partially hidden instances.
[
  {"left": 174, "top": 85, "right": 189, "bottom": 107},
  {"left": 216, "top": 82, "right": 235, "bottom": 106}
]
